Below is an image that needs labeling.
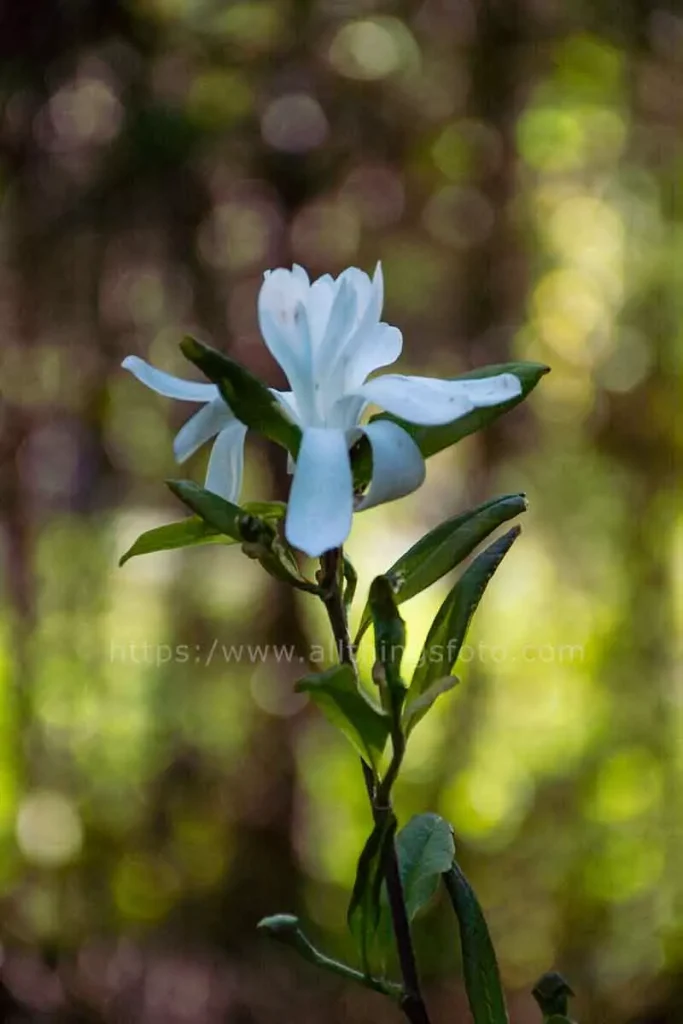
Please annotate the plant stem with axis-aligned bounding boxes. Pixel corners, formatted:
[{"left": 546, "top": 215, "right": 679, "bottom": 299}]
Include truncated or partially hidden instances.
[{"left": 320, "top": 549, "right": 433, "bottom": 1024}]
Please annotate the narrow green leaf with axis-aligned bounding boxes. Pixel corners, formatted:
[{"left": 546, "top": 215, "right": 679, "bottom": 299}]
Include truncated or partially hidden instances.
[
  {"left": 119, "top": 517, "right": 237, "bottom": 566},
  {"left": 380, "top": 362, "right": 548, "bottom": 459},
  {"left": 238, "top": 513, "right": 319, "bottom": 593},
  {"left": 356, "top": 494, "right": 527, "bottom": 641},
  {"left": 443, "top": 862, "right": 509, "bottom": 1024},
  {"left": 352, "top": 362, "right": 548, "bottom": 486},
  {"left": 169, "top": 481, "right": 317, "bottom": 592},
  {"left": 242, "top": 500, "right": 287, "bottom": 523},
  {"left": 181, "top": 336, "right": 301, "bottom": 454},
  {"left": 409, "top": 526, "right": 520, "bottom": 700},
  {"left": 167, "top": 480, "right": 243, "bottom": 539},
  {"left": 368, "top": 576, "right": 406, "bottom": 717},
  {"left": 295, "top": 665, "right": 389, "bottom": 769},
  {"left": 348, "top": 813, "right": 397, "bottom": 973},
  {"left": 402, "top": 676, "right": 459, "bottom": 736}
]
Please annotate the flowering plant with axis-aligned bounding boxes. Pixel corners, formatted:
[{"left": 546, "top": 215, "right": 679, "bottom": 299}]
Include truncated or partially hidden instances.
[{"left": 121, "top": 265, "right": 574, "bottom": 1024}]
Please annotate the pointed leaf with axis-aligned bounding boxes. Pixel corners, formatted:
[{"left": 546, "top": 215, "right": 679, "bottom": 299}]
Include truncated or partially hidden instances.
[
  {"left": 443, "top": 862, "right": 509, "bottom": 1024},
  {"left": 356, "top": 494, "right": 527, "bottom": 641},
  {"left": 368, "top": 576, "right": 407, "bottom": 718},
  {"left": 395, "top": 813, "right": 456, "bottom": 919},
  {"left": 295, "top": 664, "right": 389, "bottom": 769},
  {"left": 119, "top": 517, "right": 237, "bottom": 566},
  {"left": 167, "top": 479, "right": 243, "bottom": 539},
  {"left": 375, "top": 812, "right": 455, "bottom": 959},
  {"left": 348, "top": 813, "right": 397, "bottom": 973},
  {"left": 409, "top": 527, "right": 520, "bottom": 701},
  {"left": 402, "top": 676, "right": 460, "bottom": 736},
  {"left": 243, "top": 500, "right": 287, "bottom": 523},
  {"left": 181, "top": 336, "right": 301, "bottom": 454},
  {"left": 379, "top": 362, "right": 548, "bottom": 459},
  {"left": 169, "top": 481, "right": 317, "bottom": 592}
]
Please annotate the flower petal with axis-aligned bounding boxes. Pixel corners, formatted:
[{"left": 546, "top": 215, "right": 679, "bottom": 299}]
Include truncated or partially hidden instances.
[
  {"left": 204, "top": 420, "right": 248, "bottom": 504},
  {"left": 173, "top": 397, "right": 235, "bottom": 463},
  {"left": 356, "top": 372, "right": 522, "bottom": 426},
  {"left": 356, "top": 420, "right": 425, "bottom": 512},
  {"left": 122, "top": 355, "right": 217, "bottom": 402},
  {"left": 258, "top": 268, "right": 313, "bottom": 405},
  {"left": 285, "top": 428, "right": 353, "bottom": 557},
  {"left": 344, "top": 323, "right": 403, "bottom": 391}
]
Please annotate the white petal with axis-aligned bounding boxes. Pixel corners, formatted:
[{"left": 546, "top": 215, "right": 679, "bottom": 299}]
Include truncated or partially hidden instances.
[
  {"left": 344, "top": 323, "right": 403, "bottom": 390},
  {"left": 122, "top": 356, "right": 217, "bottom": 402},
  {"left": 356, "top": 372, "right": 521, "bottom": 426},
  {"left": 317, "top": 276, "right": 358, "bottom": 368},
  {"left": 173, "top": 397, "right": 235, "bottom": 463},
  {"left": 305, "top": 275, "right": 336, "bottom": 349},
  {"left": 204, "top": 420, "right": 248, "bottom": 504},
  {"left": 356, "top": 421, "right": 425, "bottom": 512},
  {"left": 257, "top": 268, "right": 312, "bottom": 399},
  {"left": 285, "top": 428, "right": 353, "bottom": 557},
  {"left": 270, "top": 389, "right": 303, "bottom": 426}
]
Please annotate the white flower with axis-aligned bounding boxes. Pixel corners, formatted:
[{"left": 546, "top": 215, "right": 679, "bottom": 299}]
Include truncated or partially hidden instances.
[
  {"left": 258, "top": 263, "right": 522, "bottom": 557},
  {"left": 121, "top": 356, "right": 247, "bottom": 504},
  {"left": 122, "top": 262, "right": 522, "bottom": 558}
]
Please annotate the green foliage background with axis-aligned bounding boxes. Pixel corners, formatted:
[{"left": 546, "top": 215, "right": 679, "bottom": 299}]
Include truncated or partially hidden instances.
[{"left": 0, "top": 1, "right": 680, "bottom": 1020}]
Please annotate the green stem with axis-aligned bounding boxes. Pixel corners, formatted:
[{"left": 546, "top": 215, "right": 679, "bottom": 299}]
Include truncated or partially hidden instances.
[{"left": 320, "top": 549, "right": 432, "bottom": 1024}]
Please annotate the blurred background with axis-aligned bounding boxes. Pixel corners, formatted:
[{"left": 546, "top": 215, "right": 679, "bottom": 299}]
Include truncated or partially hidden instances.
[{"left": 0, "top": 0, "right": 681, "bottom": 1021}]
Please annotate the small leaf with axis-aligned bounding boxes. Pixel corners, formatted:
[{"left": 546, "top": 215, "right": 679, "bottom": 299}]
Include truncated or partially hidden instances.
[
  {"left": 352, "top": 362, "right": 548, "bottom": 486},
  {"left": 119, "top": 517, "right": 236, "bottom": 566},
  {"left": 181, "top": 336, "right": 301, "bottom": 455},
  {"left": 443, "top": 862, "right": 509, "bottom": 1024},
  {"left": 409, "top": 526, "right": 520, "bottom": 701},
  {"left": 368, "top": 576, "right": 406, "bottom": 717},
  {"left": 167, "top": 480, "right": 243, "bottom": 539},
  {"left": 375, "top": 813, "right": 455, "bottom": 957},
  {"left": 169, "top": 481, "right": 318, "bottom": 592},
  {"left": 356, "top": 494, "right": 527, "bottom": 641},
  {"left": 402, "top": 676, "right": 459, "bottom": 736},
  {"left": 395, "top": 813, "right": 455, "bottom": 920},
  {"left": 295, "top": 664, "right": 389, "bottom": 769},
  {"left": 348, "top": 813, "right": 397, "bottom": 973},
  {"left": 238, "top": 514, "right": 319, "bottom": 593},
  {"left": 243, "top": 500, "right": 287, "bottom": 523}
]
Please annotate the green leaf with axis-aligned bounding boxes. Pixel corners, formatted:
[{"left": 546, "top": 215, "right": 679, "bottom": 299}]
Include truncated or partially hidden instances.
[
  {"left": 242, "top": 500, "right": 287, "bottom": 523},
  {"left": 119, "top": 517, "right": 237, "bottom": 566},
  {"left": 356, "top": 494, "right": 527, "bottom": 641},
  {"left": 376, "top": 813, "right": 455, "bottom": 958},
  {"left": 295, "top": 665, "right": 389, "bottom": 769},
  {"left": 443, "top": 862, "right": 509, "bottom": 1024},
  {"left": 402, "top": 675, "right": 459, "bottom": 736},
  {"left": 348, "top": 813, "right": 397, "bottom": 973},
  {"left": 169, "top": 481, "right": 318, "bottom": 592},
  {"left": 181, "top": 336, "right": 301, "bottom": 454},
  {"left": 382, "top": 362, "right": 548, "bottom": 459},
  {"left": 352, "top": 362, "right": 548, "bottom": 486},
  {"left": 368, "top": 576, "right": 407, "bottom": 718},
  {"left": 395, "top": 813, "right": 455, "bottom": 919},
  {"left": 167, "top": 480, "right": 244, "bottom": 539},
  {"left": 409, "top": 526, "right": 520, "bottom": 700}
]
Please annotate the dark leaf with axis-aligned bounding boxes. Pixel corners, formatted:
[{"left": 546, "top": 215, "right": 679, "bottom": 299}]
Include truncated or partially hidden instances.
[
  {"left": 295, "top": 665, "right": 389, "bottom": 769},
  {"left": 181, "top": 336, "right": 301, "bottom": 454},
  {"left": 443, "top": 862, "right": 509, "bottom": 1024},
  {"left": 356, "top": 494, "right": 527, "bottom": 640},
  {"left": 409, "top": 527, "right": 520, "bottom": 700}
]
